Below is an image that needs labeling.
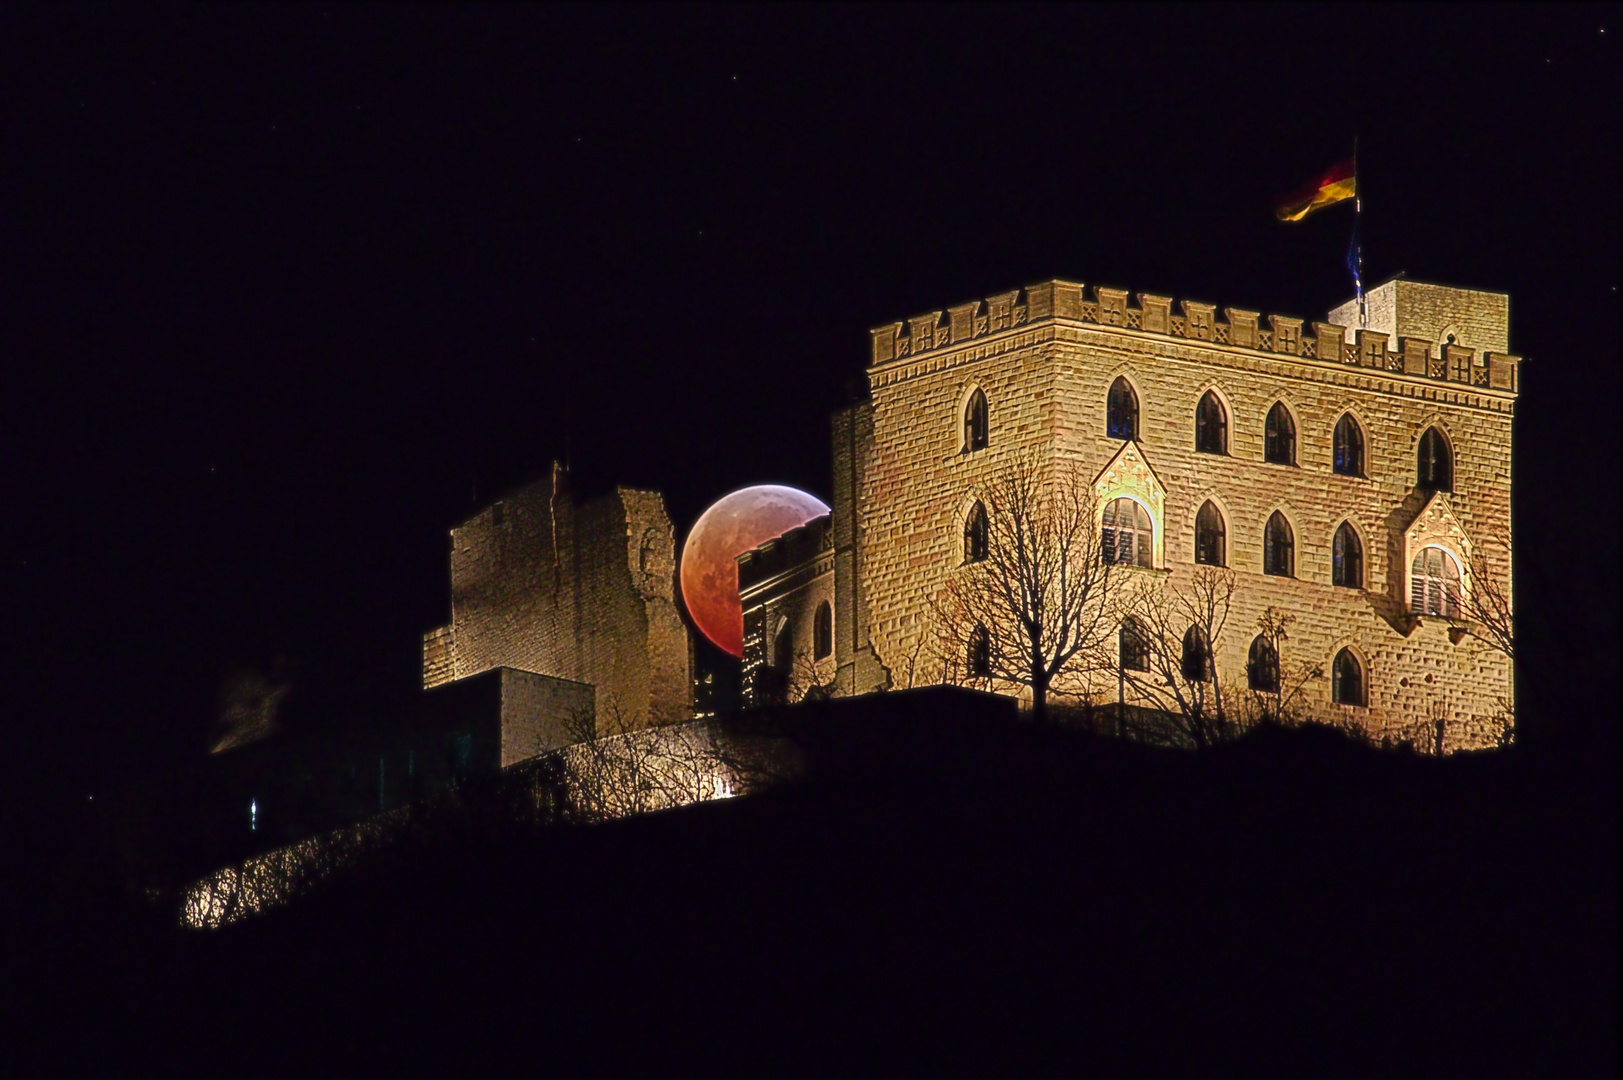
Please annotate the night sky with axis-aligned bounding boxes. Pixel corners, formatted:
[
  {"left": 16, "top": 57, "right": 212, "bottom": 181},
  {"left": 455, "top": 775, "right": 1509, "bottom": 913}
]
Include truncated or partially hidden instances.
[{"left": 4, "top": 5, "right": 1617, "bottom": 804}]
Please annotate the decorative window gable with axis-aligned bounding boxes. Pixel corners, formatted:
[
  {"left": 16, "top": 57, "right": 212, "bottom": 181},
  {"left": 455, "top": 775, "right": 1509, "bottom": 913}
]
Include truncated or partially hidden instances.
[{"left": 1091, "top": 441, "right": 1167, "bottom": 570}]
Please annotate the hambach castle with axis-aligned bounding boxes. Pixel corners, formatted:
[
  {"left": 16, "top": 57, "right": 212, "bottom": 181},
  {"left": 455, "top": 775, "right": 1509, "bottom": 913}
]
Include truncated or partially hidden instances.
[{"left": 422, "top": 275, "right": 1517, "bottom": 756}]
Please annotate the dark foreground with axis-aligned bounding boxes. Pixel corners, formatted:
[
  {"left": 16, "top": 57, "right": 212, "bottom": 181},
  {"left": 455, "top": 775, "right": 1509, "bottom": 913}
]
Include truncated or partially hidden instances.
[{"left": 14, "top": 703, "right": 1617, "bottom": 1076}]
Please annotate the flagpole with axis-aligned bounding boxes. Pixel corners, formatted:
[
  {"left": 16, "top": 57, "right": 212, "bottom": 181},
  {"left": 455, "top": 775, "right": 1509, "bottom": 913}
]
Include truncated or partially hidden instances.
[{"left": 1354, "top": 136, "right": 1366, "bottom": 330}]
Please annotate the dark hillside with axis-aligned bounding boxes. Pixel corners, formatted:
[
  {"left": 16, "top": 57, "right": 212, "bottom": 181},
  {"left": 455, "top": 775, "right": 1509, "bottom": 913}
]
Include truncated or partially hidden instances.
[{"left": 16, "top": 701, "right": 1615, "bottom": 1076}]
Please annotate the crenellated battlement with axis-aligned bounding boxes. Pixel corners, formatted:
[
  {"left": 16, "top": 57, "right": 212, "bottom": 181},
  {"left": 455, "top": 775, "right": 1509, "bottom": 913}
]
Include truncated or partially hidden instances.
[{"left": 870, "top": 280, "right": 1520, "bottom": 394}]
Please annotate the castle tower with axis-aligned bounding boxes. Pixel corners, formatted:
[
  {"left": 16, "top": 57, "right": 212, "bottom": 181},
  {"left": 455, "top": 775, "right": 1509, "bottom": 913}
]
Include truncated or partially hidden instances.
[{"left": 842, "top": 277, "right": 1517, "bottom": 748}]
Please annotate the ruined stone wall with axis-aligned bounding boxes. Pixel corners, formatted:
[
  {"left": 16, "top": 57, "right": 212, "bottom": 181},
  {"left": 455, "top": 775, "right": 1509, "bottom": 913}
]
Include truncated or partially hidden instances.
[
  {"left": 440, "top": 467, "right": 579, "bottom": 685},
  {"left": 574, "top": 489, "right": 692, "bottom": 729},
  {"left": 423, "top": 468, "right": 691, "bottom": 734},
  {"left": 858, "top": 281, "right": 1516, "bottom": 749}
]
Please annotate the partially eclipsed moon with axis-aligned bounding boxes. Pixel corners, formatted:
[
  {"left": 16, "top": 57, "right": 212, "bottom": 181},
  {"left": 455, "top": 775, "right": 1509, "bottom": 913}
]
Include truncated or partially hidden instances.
[{"left": 680, "top": 485, "right": 831, "bottom": 658}]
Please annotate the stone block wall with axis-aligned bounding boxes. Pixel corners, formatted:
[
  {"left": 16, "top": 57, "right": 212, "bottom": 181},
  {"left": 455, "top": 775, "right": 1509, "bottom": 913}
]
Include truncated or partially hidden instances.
[
  {"left": 498, "top": 668, "right": 595, "bottom": 766},
  {"left": 422, "top": 464, "right": 691, "bottom": 736},
  {"left": 851, "top": 279, "right": 1516, "bottom": 749}
]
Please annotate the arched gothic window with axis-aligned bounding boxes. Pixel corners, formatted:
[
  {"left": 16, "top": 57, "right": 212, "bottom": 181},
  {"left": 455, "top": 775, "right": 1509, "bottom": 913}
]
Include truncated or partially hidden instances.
[
  {"left": 1102, "top": 498, "right": 1153, "bottom": 568},
  {"left": 967, "top": 624, "right": 991, "bottom": 678},
  {"left": 1195, "top": 391, "right": 1228, "bottom": 454},
  {"left": 1410, "top": 546, "right": 1461, "bottom": 618},
  {"left": 964, "top": 389, "right": 988, "bottom": 453},
  {"left": 1332, "top": 648, "right": 1366, "bottom": 706},
  {"left": 1417, "top": 426, "right": 1453, "bottom": 491},
  {"left": 1107, "top": 377, "right": 1138, "bottom": 440},
  {"left": 1195, "top": 500, "right": 1226, "bottom": 567},
  {"left": 1264, "top": 402, "right": 1296, "bottom": 465},
  {"left": 1247, "top": 635, "right": 1279, "bottom": 693},
  {"left": 1333, "top": 413, "right": 1364, "bottom": 477},
  {"left": 1263, "top": 511, "right": 1295, "bottom": 577},
  {"left": 963, "top": 502, "right": 989, "bottom": 564},
  {"left": 1332, "top": 522, "right": 1363, "bottom": 588},
  {"left": 813, "top": 601, "right": 833, "bottom": 660},
  {"left": 1181, "top": 626, "right": 1212, "bottom": 683},
  {"left": 1119, "top": 618, "right": 1150, "bottom": 672}
]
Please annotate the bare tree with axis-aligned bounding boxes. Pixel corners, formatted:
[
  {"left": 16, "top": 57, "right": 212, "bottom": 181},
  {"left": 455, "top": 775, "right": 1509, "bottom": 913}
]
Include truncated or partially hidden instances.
[
  {"left": 1117, "top": 566, "right": 1240, "bottom": 749},
  {"left": 1240, "top": 606, "right": 1323, "bottom": 728},
  {"left": 932, "top": 451, "right": 1121, "bottom": 723},
  {"left": 1448, "top": 540, "right": 1514, "bottom": 662}
]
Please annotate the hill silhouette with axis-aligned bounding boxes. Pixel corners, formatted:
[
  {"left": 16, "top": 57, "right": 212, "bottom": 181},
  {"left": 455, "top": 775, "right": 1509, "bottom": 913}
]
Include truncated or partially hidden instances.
[{"left": 13, "top": 691, "right": 1615, "bottom": 1075}]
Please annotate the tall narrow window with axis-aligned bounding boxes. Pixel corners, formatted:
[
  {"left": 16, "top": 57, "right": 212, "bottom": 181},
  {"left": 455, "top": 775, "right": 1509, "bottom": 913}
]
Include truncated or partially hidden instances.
[
  {"left": 1195, "top": 500, "right": 1226, "bottom": 566},
  {"left": 1264, "top": 402, "right": 1296, "bottom": 465},
  {"left": 967, "top": 624, "right": 991, "bottom": 678},
  {"left": 1107, "top": 377, "right": 1138, "bottom": 440},
  {"left": 1263, "top": 511, "right": 1294, "bottom": 577},
  {"left": 1181, "top": 626, "right": 1212, "bottom": 682},
  {"left": 1332, "top": 649, "right": 1366, "bottom": 706},
  {"left": 963, "top": 502, "right": 989, "bottom": 564},
  {"left": 964, "top": 389, "right": 988, "bottom": 452},
  {"left": 1119, "top": 618, "right": 1150, "bottom": 672},
  {"left": 1332, "top": 522, "right": 1363, "bottom": 588},
  {"left": 813, "top": 601, "right": 833, "bottom": 660},
  {"left": 1410, "top": 546, "right": 1461, "bottom": 617},
  {"left": 1102, "top": 498, "right": 1153, "bottom": 568},
  {"left": 1247, "top": 635, "right": 1279, "bottom": 692},
  {"left": 1195, "top": 391, "right": 1228, "bottom": 454},
  {"left": 1417, "top": 427, "right": 1453, "bottom": 491},
  {"left": 1333, "top": 413, "right": 1364, "bottom": 477}
]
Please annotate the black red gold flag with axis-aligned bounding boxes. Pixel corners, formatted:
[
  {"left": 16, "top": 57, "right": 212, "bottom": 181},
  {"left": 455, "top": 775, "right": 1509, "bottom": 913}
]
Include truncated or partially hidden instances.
[{"left": 1276, "top": 159, "right": 1357, "bottom": 222}]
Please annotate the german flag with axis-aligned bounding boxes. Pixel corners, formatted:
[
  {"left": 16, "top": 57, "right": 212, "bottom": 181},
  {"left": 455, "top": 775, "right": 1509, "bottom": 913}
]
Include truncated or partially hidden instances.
[{"left": 1276, "top": 159, "right": 1357, "bottom": 222}]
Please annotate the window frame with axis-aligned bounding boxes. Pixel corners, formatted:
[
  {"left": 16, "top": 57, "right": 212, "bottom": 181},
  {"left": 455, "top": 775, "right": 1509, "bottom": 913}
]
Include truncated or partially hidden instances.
[
  {"left": 963, "top": 388, "right": 989, "bottom": 454},
  {"left": 1102, "top": 497, "right": 1153, "bottom": 569},
  {"left": 1332, "top": 648, "right": 1366, "bottom": 707},
  {"left": 1194, "top": 500, "right": 1226, "bottom": 567},
  {"left": 813, "top": 601, "right": 833, "bottom": 660},
  {"left": 1263, "top": 401, "right": 1296, "bottom": 466},
  {"left": 1417, "top": 426, "right": 1453, "bottom": 492},
  {"left": 1332, "top": 521, "right": 1364, "bottom": 588},
  {"left": 1410, "top": 545, "right": 1462, "bottom": 618},
  {"left": 1106, "top": 376, "right": 1139, "bottom": 441},
  {"left": 1263, "top": 511, "right": 1295, "bottom": 578},
  {"left": 1195, "top": 390, "right": 1229, "bottom": 455},
  {"left": 1247, "top": 635, "right": 1280, "bottom": 693},
  {"left": 1333, "top": 413, "right": 1365, "bottom": 477},
  {"left": 963, "top": 501, "right": 989, "bottom": 564},
  {"left": 1181, "top": 626, "right": 1213, "bottom": 683}
]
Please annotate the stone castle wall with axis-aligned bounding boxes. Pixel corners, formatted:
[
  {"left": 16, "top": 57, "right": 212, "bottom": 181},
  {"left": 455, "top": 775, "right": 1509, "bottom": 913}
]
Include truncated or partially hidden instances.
[
  {"left": 856, "top": 280, "right": 1516, "bottom": 749},
  {"left": 423, "top": 465, "right": 691, "bottom": 734}
]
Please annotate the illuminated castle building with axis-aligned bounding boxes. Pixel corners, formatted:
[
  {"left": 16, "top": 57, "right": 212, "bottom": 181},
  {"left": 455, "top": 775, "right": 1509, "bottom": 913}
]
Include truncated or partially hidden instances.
[{"left": 741, "top": 277, "right": 1518, "bottom": 750}]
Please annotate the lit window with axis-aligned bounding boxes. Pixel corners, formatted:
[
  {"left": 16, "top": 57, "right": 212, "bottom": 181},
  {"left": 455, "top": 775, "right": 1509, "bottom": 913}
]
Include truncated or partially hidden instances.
[
  {"left": 1332, "top": 648, "right": 1366, "bottom": 706},
  {"left": 1195, "top": 500, "right": 1226, "bottom": 566},
  {"left": 1333, "top": 413, "right": 1364, "bottom": 477},
  {"left": 1263, "top": 511, "right": 1294, "bottom": 577},
  {"left": 1107, "top": 377, "right": 1138, "bottom": 440},
  {"left": 1417, "top": 427, "right": 1453, "bottom": 491},
  {"left": 813, "top": 601, "right": 833, "bottom": 660},
  {"left": 1410, "top": 546, "right": 1461, "bottom": 618},
  {"left": 1119, "top": 618, "right": 1150, "bottom": 672},
  {"left": 1264, "top": 402, "right": 1296, "bottom": 465},
  {"left": 1247, "top": 635, "right": 1279, "bottom": 692},
  {"left": 967, "top": 624, "right": 991, "bottom": 678},
  {"left": 1102, "top": 498, "right": 1153, "bottom": 568},
  {"left": 1332, "top": 522, "right": 1363, "bottom": 588},
  {"left": 1195, "top": 391, "right": 1228, "bottom": 454},
  {"left": 963, "top": 502, "right": 989, "bottom": 564},
  {"left": 1181, "top": 626, "right": 1212, "bottom": 682},
  {"left": 964, "top": 389, "right": 988, "bottom": 452}
]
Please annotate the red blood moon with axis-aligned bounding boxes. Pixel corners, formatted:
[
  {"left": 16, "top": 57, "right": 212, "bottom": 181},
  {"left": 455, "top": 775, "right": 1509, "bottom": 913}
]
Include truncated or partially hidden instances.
[{"left": 680, "top": 485, "right": 831, "bottom": 658}]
